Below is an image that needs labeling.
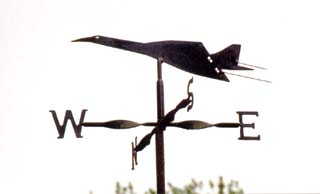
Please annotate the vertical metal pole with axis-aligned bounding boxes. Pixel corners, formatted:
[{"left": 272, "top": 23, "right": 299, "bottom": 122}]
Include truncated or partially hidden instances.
[{"left": 156, "top": 57, "right": 165, "bottom": 194}]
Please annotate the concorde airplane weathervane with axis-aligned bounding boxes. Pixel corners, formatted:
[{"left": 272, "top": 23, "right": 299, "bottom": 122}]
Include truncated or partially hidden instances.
[
  {"left": 50, "top": 35, "right": 269, "bottom": 194},
  {"left": 72, "top": 35, "right": 270, "bottom": 83}
]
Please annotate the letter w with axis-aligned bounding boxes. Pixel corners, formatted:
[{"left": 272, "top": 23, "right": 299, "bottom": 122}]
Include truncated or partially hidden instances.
[{"left": 49, "top": 109, "right": 87, "bottom": 138}]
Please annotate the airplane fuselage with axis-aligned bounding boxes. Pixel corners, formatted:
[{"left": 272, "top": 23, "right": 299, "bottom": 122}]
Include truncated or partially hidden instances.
[{"left": 72, "top": 36, "right": 242, "bottom": 81}]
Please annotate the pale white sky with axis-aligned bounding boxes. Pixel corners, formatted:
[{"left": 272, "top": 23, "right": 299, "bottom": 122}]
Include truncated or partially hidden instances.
[{"left": 1, "top": 1, "right": 320, "bottom": 194}]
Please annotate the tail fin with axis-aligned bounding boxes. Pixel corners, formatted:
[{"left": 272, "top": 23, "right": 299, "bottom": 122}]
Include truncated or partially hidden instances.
[{"left": 210, "top": 44, "right": 252, "bottom": 70}]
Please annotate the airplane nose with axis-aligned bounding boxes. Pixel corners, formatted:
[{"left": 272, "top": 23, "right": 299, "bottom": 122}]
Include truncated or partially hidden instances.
[{"left": 71, "top": 37, "right": 93, "bottom": 42}]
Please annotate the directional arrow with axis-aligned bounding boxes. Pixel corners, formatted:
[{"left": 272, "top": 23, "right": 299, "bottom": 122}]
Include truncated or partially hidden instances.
[{"left": 82, "top": 120, "right": 241, "bottom": 130}]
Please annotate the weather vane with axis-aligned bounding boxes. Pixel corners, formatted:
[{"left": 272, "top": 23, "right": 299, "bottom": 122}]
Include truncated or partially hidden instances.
[{"left": 50, "top": 35, "right": 269, "bottom": 194}]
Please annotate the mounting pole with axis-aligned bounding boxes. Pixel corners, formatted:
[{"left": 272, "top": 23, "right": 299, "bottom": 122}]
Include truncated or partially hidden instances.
[{"left": 156, "top": 57, "right": 165, "bottom": 194}]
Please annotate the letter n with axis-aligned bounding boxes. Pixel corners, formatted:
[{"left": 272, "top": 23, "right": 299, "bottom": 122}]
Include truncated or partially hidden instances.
[{"left": 49, "top": 109, "right": 87, "bottom": 138}]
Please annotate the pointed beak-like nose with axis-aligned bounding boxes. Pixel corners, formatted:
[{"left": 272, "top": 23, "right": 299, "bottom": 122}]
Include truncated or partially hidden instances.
[{"left": 71, "top": 37, "right": 93, "bottom": 42}]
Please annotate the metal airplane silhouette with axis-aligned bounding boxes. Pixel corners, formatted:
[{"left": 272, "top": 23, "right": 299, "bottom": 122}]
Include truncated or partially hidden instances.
[{"left": 72, "top": 35, "right": 255, "bottom": 82}]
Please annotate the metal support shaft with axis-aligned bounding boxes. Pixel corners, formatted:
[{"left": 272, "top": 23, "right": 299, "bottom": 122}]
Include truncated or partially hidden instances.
[{"left": 156, "top": 58, "right": 165, "bottom": 194}]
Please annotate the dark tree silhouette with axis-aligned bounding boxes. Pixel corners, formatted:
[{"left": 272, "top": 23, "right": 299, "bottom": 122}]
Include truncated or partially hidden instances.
[{"left": 114, "top": 177, "right": 243, "bottom": 194}]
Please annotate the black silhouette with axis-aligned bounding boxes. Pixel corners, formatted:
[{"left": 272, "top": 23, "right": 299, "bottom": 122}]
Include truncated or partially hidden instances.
[
  {"left": 72, "top": 35, "right": 253, "bottom": 82},
  {"left": 134, "top": 88, "right": 194, "bottom": 152}
]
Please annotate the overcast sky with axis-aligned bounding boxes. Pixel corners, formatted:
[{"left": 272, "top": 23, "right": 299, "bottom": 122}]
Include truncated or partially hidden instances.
[{"left": 1, "top": 1, "right": 320, "bottom": 194}]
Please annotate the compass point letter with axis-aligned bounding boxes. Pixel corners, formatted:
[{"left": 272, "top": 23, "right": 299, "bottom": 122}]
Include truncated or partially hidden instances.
[
  {"left": 49, "top": 109, "right": 87, "bottom": 138},
  {"left": 237, "top": 111, "right": 260, "bottom": 140}
]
